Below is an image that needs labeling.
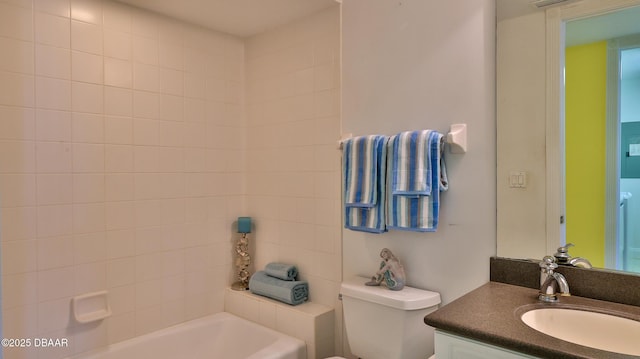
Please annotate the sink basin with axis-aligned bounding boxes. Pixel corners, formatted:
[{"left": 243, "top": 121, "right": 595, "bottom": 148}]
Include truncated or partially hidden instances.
[{"left": 521, "top": 308, "right": 640, "bottom": 356}]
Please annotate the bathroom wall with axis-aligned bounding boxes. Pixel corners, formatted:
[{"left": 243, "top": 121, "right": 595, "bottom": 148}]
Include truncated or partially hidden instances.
[
  {"left": 0, "top": 0, "right": 245, "bottom": 357},
  {"left": 496, "top": 11, "right": 548, "bottom": 259},
  {"left": 244, "top": 6, "right": 342, "bottom": 353},
  {"left": 341, "top": 0, "right": 495, "bottom": 308}
]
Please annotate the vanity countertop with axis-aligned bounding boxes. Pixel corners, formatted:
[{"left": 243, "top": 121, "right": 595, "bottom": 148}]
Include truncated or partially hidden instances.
[{"left": 424, "top": 281, "right": 640, "bottom": 359}]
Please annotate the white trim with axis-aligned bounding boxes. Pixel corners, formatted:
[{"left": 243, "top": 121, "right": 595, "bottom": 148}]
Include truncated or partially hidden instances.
[
  {"left": 546, "top": 6, "right": 564, "bottom": 255},
  {"left": 605, "top": 34, "right": 640, "bottom": 269},
  {"left": 605, "top": 38, "right": 621, "bottom": 269}
]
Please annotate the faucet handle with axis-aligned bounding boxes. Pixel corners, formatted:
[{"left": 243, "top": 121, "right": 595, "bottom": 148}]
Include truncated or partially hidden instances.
[
  {"left": 554, "top": 243, "right": 574, "bottom": 263},
  {"left": 539, "top": 255, "right": 558, "bottom": 271}
]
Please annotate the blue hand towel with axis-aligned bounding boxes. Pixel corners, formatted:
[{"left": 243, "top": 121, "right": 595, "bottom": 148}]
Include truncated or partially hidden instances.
[
  {"left": 391, "top": 130, "right": 432, "bottom": 196},
  {"left": 264, "top": 262, "right": 298, "bottom": 281},
  {"left": 386, "top": 130, "right": 448, "bottom": 232},
  {"left": 249, "top": 271, "right": 309, "bottom": 306},
  {"left": 342, "top": 135, "right": 389, "bottom": 233},
  {"left": 344, "top": 135, "right": 387, "bottom": 207}
]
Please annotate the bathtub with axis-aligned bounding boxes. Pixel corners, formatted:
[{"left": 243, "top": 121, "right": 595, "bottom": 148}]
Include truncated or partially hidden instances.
[{"left": 68, "top": 312, "right": 306, "bottom": 359}]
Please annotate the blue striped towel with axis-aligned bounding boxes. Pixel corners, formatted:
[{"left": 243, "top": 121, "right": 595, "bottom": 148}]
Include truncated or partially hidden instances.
[
  {"left": 391, "top": 130, "right": 433, "bottom": 196},
  {"left": 386, "top": 130, "right": 448, "bottom": 232},
  {"left": 343, "top": 135, "right": 389, "bottom": 233}
]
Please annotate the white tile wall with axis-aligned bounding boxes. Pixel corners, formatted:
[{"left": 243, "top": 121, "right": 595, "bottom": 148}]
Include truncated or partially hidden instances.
[
  {"left": 245, "top": 7, "right": 341, "bottom": 295},
  {"left": 225, "top": 289, "right": 335, "bottom": 359},
  {"left": 0, "top": 1, "right": 246, "bottom": 358},
  {"left": 245, "top": 6, "right": 342, "bottom": 355},
  {"left": 1, "top": 1, "right": 341, "bottom": 358}
]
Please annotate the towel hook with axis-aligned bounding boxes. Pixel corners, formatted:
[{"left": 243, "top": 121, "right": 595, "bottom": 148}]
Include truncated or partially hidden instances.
[{"left": 446, "top": 124, "right": 467, "bottom": 154}]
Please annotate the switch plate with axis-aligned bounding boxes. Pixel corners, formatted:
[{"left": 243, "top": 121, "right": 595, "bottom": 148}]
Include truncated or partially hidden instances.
[{"left": 509, "top": 171, "right": 527, "bottom": 188}]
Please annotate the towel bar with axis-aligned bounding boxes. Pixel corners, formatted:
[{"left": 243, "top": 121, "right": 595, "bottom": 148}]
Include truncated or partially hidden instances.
[{"left": 337, "top": 124, "right": 467, "bottom": 154}]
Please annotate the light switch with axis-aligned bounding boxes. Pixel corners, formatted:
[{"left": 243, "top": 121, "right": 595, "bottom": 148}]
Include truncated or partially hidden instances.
[{"left": 509, "top": 171, "right": 527, "bottom": 188}]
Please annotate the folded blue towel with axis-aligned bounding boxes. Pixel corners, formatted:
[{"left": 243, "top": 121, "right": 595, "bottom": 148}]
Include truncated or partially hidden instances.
[
  {"left": 386, "top": 130, "right": 448, "bottom": 232},
  {"left": 343, "top": 135, "right": 389, "bottom": 233},
  {"left": 249, "top": 271, "right": 309, "bottom": 305},
  {"left": 264, "top": 262, "right": 298, "bottom": 281}
]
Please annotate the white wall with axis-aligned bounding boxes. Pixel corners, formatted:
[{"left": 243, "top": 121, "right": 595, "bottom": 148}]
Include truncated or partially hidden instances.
[
  {"left": 341, "top": 0, "right": 496, "bottom": 308},
  {"left": 496, "top": 11, "right": 548, "bottom": 260}
]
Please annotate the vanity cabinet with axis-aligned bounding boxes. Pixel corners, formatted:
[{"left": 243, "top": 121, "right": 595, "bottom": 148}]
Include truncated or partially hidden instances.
[{"left": 434, "top": 330, "right": 540, "bottom": 359}]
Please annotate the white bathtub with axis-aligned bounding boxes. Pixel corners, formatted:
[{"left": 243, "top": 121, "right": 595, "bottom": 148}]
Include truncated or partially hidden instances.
[{"left": 68, "top": 312, "right": 306, "bottom": 359}]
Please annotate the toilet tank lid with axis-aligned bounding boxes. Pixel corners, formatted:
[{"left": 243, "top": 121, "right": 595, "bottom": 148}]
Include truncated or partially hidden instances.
[{"left": 340, "top": 276, "right": 441, "bottom": 310}]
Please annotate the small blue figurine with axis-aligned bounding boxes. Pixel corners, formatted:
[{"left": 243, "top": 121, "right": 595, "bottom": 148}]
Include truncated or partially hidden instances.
[{"left": 365, "top": 248, "right": 406, "bottom": 291}]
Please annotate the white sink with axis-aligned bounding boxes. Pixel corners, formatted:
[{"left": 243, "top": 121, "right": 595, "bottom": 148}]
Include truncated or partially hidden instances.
[{"left": 521, "top": 308, "right": 640, "bottom": 356}]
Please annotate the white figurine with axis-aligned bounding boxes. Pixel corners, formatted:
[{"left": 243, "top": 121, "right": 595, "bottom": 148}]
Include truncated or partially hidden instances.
[{"left": 365, "top": 248, "right": 406, "bottom": 291}]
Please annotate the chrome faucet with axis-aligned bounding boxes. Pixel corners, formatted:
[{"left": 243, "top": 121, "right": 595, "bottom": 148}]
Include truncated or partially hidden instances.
[
  {"left": 553, "top": 243, "right": 592, "bottom": 269},
  {"left": 539, "top": 256, "right": 570, "bottom": 303}
]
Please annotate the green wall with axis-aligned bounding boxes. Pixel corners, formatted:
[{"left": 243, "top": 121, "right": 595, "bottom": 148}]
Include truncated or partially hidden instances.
[{"left": 565, "top": 40, "right": 607, "bottom": 267}]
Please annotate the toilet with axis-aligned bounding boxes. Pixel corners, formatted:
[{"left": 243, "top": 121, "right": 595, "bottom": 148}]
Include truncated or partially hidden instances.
[{"left": 332, "top": 276, "right": 441, "bottom": 359}]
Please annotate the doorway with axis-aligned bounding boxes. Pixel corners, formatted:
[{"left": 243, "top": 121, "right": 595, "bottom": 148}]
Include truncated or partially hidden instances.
[
  {"left": 616, "top": 43, "right": 640, "bottom": 271},
  {"left": 565, "top": 33, "right": 640, "bottom": 273}
]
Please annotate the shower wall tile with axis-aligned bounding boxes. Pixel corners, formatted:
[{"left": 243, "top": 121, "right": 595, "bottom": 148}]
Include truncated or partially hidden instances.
[
  {"left": 0, "top": 1, "right": 341, "bottom": 357},
  {"left": 0, "top": 207, "right": 38, "bottom": 242},
  {"left": 104, "top": 57, "right": 132, "bottom": 88},
  {"left": 36, "top": 77, "right": 71, "bottom": 110},
  {"left": 71, "top": 0, "right": 103, "bottom": 25},
  {"left": 104, "top": 87, "right": 133, "bottom": 117},
  {"left": 244, "top": 10, "right": 341, "bottom": 355},
  {"left": 1, "top": 1, "right": 245, "bottom": 357},
  {"left": 2, "top": 240, "right": 38, "bottom": 275},
  {"left": 71, "top": 20, "right": 103, "bottom": 54},
  {"left": 37, "top": 204, "right": 73, "bottom": 237},
  {"left": 35, "top": 12, "right": 70, "bottom": 48},
  {"left": 0, "top": 106, "right": 35, "bottom": 140},
  {"left": 35, "top": 0, "right": 70, "bottom": 17},
  {"left": 72, "top": 51, "right": 104, "bottom": 84},
  {"left": 0, "top": 37, "right": 34, "bottom": 74},
  {"left": 0, "top": 174, "right": 36, "bottom": 207},
  {"left": 133, "top": 62, "right": 159, "bottom": 92},
  {"left": 102, "top": 1, "right": 130, "bottom": 32},
  {"left": 40, "top": 309, "right": 75, "bottom": 351},
  {"left": 104, "top": 29, "right": 132, "bottom": 60},
  {"left": 36, "top": 109, "right": 72, "bottom": 142},
  {"left": 35, "top": 44, "right": 71, "bottom": 79},
  {"left": 0, "top": 72, "right": 34, "bottom": 108},
  {"left": 37, "top": 174, "right": 73, "bottom": 205}
]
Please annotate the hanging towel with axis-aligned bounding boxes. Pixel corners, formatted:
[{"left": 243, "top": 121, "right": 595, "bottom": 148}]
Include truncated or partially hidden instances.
[
  {"left": 249, "top": 271, "right": 309, "bottom": 305},
  {"left": 342, "top": 135, "right": 389, "bottom": 233},
  {"left": 386, "top": 130, "right": 448, "bottom": 232},
  {"left": 391, "top": 130, "right": 433, "bottom": 196},
  {"left": 264, "top": 262, "right": 298, "bottom": 281},
  {"left": 344, "top": 135, "right": 386, "bottom": 207}
]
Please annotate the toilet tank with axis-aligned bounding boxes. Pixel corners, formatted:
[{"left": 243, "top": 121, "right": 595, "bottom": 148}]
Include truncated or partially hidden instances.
[{"left": 341, "top": 276, "right": 441, "bottom": 359}]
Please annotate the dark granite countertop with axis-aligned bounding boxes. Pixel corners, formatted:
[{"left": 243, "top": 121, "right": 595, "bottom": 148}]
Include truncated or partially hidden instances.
[{"left": 424, "top": 282, "right": 640, "bottom": 359}]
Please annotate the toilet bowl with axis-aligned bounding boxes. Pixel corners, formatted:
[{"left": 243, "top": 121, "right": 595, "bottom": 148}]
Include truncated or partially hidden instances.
[{"left": 339, "top": 276, "right": 441, "bottom": 359}]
